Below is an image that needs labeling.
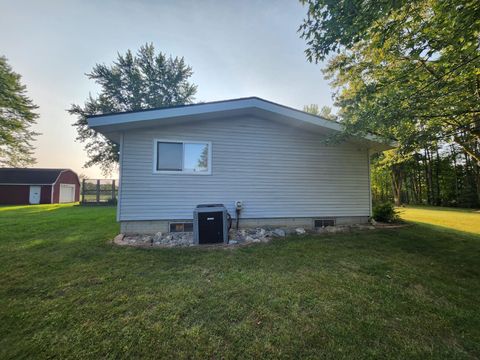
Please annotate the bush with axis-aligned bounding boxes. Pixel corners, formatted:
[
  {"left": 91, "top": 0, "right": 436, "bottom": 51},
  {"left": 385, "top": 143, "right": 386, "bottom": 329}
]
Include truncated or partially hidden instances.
[{"left": 373, "top": 202, "right": 399, "bottom": 223}]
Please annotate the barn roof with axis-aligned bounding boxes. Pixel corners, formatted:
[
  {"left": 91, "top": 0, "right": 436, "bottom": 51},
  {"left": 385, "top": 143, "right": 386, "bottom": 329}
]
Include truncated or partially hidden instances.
[{"left": 0, "top": 168, "right": 70, "bottom": 185}]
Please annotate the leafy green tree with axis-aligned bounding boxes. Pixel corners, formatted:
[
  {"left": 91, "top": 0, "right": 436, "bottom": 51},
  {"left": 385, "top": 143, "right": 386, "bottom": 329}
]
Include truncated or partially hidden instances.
[
  {"left": 303, "top": 104, "right": 337, "bottom": 121},
  {"left": 0, "top": 56, "right": 39, "bottom": 167},
  {"left": 299, "top": 0, "right": 480, "bottom": 162},
  {"left": 303, "top": 104, "right": 320, "bottom": 115},
  {"left": 69, "top": 43, "right": 197, "bottom": 174}
]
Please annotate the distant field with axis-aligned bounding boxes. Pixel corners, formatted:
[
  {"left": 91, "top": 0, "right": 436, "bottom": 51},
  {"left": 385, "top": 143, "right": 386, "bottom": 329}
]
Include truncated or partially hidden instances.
[
  {"left": 399, "top": 206, "right": 480, "bottom": 234},
  {"left": 0, "top": 204, "right": 478, "bottom": 358}
]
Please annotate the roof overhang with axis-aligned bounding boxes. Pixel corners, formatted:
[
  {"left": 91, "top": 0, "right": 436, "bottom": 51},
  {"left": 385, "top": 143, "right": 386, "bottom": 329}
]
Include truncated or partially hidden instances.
[{"left": 87, "top": 97, "right": 394, "bottom": 152}]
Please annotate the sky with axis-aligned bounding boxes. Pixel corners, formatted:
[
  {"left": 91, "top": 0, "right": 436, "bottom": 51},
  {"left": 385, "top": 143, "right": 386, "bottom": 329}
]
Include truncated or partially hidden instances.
[{"left": 0, "top": 0, "right": 334, "bottom": 178}]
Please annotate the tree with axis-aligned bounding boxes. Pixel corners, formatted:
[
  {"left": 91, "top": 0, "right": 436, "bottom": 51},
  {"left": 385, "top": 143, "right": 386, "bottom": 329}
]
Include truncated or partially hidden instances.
[
  {"left": 370, "top": 143, "right": 480, "bottom": 208},
  {"left": 303, "top": 104, "right": 337, "bottom": 121},
  {"left": 303, "top": 103, "right": 320, "bottom": 115},
  {"left": 197, "top": 145, "right": 209, "bottom": 170},
  {"left": 299, "top": 0, "right": 480, "bottom": 162},
  {"left": 376, "top": 149, "right": 412, "bottom": 206},
  {"left": 69, "top": 43, "right": 198, "bottom": 174},
  {"left": 0, "top": 56, "right": 39, "bottom": 167}
]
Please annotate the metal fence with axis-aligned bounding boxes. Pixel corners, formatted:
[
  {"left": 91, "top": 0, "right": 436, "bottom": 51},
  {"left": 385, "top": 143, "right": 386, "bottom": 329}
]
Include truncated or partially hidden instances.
[{"left": 81, "top": 179, "right": 118, "bottom": 205}]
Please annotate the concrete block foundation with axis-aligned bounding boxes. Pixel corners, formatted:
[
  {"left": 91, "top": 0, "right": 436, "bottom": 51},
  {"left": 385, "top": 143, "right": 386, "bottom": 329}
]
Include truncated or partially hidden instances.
[{"left": 120, "top": 216, "right": 369, "bottom": 235}]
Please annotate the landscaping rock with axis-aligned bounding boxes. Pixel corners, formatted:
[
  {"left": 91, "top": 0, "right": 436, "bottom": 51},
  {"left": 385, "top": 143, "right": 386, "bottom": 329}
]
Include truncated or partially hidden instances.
[
  {"left": 119, "top": 231, "right": 194, "bottom": 247},
  {"left": 113, "top": 233, "right": 125, "bottom": 244},
  {"left": 115, "top": 222, "right": 380, "bottom": 248},
  {"left": 229, "top": 228, "right": 271, "bottom": 243},
  {"left": 153, "top": 232, "right": 163, "bottom": 242},
  {"left": 140, "top": 235, "right": 153, "bottom": 244},
  {"left": 272, "top": 228, "right": 286, "bottom": 237},
  {"left": 159, "top": 232, "right": 193, "bottom": 247},
  {"left": 295, "top": 227, "right": 306, "bottom": 235}
]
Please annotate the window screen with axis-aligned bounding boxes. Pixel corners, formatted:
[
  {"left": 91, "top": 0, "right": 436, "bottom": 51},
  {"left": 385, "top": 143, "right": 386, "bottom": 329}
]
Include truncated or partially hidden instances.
[{"left": 157, "top": 142, "right": 182, "bottom": 171}]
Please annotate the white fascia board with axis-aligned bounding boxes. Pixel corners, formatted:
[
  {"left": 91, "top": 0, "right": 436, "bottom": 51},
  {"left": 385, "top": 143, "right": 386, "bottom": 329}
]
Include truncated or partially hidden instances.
[
  {"left": 87, "top": 97, "right": 394, "bottom": 150},
  {"left": 255, "top": 100, "right": 342, "bottom": 132},
  {"left": 87, "top": 98, "right": 342, "bottom": 132},
  {"left": 87, "top": 98, "right": 257, "bottom": 128}
]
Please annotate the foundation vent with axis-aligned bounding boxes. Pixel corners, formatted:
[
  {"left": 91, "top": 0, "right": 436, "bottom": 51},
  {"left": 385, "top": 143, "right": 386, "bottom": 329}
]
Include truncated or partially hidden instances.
[
  {"left": 314, "top": 219, "right": 336, "bottom": 228},
  {"left": 169, "top": 222, "right": 193, "bottom": 233}
]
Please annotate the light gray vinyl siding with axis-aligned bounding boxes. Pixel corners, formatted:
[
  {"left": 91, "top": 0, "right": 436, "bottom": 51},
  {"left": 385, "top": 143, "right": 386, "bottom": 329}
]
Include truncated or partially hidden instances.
[{"left": 119, "top": 116, "right": 371, "bottom": 221}]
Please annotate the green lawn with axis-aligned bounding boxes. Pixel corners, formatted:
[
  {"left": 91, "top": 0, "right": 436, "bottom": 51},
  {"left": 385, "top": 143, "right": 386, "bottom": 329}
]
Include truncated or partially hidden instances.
[
  {"left": 398, "top": 206, "right": 480, "bottom": 235},
  {"left": 0, "top": 204, "right": 479, "bottom": 359}
]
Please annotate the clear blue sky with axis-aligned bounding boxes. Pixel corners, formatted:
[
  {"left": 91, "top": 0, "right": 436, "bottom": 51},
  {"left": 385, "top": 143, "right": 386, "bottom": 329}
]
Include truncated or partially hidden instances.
[{"left": 0, "top": 0, "right": 334, "bottom": 178}]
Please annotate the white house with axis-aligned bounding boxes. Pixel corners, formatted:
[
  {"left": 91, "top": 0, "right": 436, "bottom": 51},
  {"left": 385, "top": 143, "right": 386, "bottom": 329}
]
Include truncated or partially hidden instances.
[{"left": 87, "top": 97, "right": 391, "bottom": 234}]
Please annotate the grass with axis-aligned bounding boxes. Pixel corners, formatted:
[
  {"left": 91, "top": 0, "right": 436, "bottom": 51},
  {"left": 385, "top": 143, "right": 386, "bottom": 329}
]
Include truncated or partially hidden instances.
[
  {"left": 0, "top": 204, "right": 479, "bottom": 359},
  {"left": 398, "top": 206, "right": 480, "bottom": 235}
]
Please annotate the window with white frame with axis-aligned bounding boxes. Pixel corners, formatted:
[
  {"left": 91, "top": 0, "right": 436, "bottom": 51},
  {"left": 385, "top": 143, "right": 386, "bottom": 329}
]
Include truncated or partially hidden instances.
[{"left": 154, "top": 140, "right": 211, "bottom": 174}]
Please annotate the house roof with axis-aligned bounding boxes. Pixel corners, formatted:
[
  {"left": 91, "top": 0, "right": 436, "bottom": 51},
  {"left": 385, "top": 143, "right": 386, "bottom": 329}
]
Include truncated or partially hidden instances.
[
  {"left": 87, "top": 96, "right": 393, "bottom": 151},
  {"left": 0, "top": 168, "right": 71, "bottom": 185}
]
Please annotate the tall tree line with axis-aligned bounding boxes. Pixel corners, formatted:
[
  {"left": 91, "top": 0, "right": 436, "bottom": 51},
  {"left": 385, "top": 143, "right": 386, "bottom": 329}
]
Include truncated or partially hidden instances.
[{"left": 372, "top": 142, "right": 480, "bottom": 208}]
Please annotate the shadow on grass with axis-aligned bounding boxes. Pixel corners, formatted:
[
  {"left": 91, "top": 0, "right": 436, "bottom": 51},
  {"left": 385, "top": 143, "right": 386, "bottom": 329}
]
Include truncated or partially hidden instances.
[{"left": 403, "top": 219, "right": 480, "bottom": 237}]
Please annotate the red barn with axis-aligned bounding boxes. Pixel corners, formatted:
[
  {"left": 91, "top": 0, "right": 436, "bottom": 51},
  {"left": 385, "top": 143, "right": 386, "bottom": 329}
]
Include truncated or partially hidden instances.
[{"left": 0, "top": 168, "right": 80, "bottom": 205}]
